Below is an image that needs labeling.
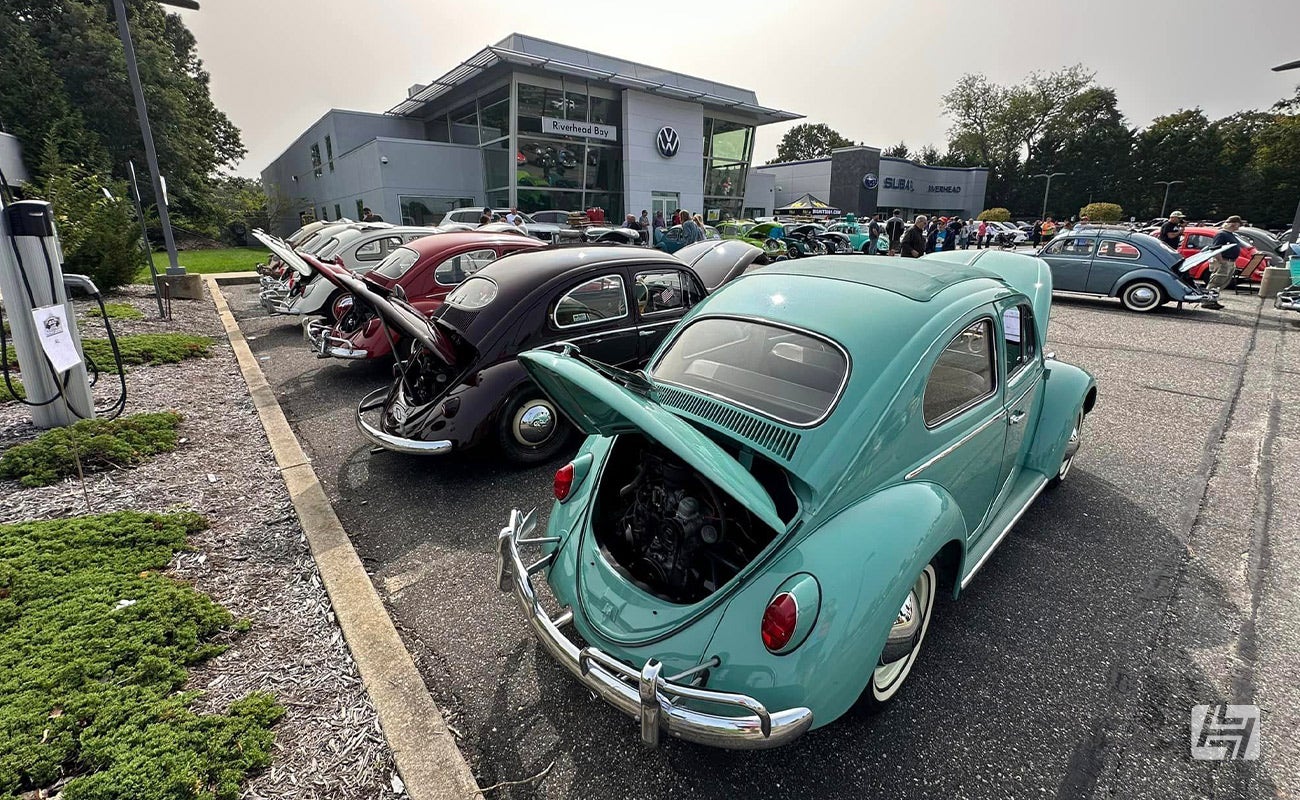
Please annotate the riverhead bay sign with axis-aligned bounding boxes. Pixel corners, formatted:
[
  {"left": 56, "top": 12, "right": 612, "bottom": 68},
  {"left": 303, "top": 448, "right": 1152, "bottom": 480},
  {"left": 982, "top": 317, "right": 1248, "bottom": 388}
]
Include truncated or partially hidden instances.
[{"left": 540, "top": 116, "right": 618, "bottom": 142}]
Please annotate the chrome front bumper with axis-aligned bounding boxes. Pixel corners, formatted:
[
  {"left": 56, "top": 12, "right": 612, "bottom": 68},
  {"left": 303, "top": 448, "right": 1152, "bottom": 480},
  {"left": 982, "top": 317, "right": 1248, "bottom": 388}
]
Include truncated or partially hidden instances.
[
  {"left": 1277, "top": 288, "right": 1300, "bottom": 311},
  {"left": 304, "top": 318, "right": 369, "bottom": 359},
  {"left": 354, "top": 386, "right": 453, "bottom": 454},
  {"left": 497, "top": 507, "right": 814, "bottom": 750}
]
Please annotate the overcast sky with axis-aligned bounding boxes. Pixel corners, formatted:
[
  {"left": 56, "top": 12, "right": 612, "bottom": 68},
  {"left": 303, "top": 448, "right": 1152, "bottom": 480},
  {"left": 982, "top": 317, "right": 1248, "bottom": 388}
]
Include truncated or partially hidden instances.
[{"left": 173, "top": 0, "right": 1300, "bottom": 178}]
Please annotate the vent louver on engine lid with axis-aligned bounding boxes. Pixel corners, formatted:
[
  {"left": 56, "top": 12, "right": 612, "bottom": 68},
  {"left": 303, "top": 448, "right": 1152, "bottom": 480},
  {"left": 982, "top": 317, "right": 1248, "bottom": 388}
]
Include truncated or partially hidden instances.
[{"left": 655, "top": 384, "right": 801, "bottom": 461}]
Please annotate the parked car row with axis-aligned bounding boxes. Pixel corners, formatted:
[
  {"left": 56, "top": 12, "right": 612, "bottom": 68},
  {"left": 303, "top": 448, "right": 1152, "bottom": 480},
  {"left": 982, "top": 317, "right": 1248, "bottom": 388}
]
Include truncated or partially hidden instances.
[{"left": 251, "top": 221, "right": 1097, "bottom": 751}]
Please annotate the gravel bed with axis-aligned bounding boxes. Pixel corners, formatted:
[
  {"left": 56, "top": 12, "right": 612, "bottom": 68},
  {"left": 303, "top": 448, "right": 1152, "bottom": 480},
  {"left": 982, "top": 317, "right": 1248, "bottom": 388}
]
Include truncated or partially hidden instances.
[{"left": 0, "top": 286, "right": 404, "bottom": 799}]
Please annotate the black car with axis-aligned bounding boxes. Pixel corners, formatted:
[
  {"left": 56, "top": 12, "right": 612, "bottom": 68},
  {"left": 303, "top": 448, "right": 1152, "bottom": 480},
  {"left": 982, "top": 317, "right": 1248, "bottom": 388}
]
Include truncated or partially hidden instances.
[{"left": 354, "top": 240, "right": 762, "bottom": 463}]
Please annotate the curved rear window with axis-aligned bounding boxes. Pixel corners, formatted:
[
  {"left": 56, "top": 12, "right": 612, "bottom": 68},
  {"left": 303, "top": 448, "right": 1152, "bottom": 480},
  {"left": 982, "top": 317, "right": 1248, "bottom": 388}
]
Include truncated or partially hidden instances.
[
  {"left": 374, "top": 247, "right": 420, "bottom": 280},
  {"left": 313, "top": 237, "right": 342, "bottom": 258},
  {"left": 651, "top": 318, "right": 848, "bottom": 426},
  {"left": 445, "top": 276, "right": 498, "bottom": 310}
]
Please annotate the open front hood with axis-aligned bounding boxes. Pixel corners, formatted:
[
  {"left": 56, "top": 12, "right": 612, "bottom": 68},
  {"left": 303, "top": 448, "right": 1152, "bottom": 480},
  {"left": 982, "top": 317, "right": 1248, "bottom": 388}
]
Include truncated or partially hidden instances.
[
  {"left": 331, "top": 270, "right": 457, "bottom": 364},
  {"left": 253, "top": 229, "right": 313, "bottom": 277},
  {"left": 518, "top": 349, "right": 786, "bottom": 533}
]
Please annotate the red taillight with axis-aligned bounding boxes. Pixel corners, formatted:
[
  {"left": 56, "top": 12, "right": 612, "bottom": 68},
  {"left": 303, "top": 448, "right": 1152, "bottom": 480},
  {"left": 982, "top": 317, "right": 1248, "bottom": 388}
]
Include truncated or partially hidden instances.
[
  {"left": 554, "top": 462, "right": 575, "bottom": 502},
  {"left": 761, "top": 593, "right": 798, "bottom": 652}
]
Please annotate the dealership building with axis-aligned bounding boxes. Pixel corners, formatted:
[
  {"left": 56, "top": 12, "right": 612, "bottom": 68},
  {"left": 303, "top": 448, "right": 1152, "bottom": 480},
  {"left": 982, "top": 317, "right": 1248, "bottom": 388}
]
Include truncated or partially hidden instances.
[
  {"left": 260, "top": 34, "right": 988, "bottom": 231},
  {"left": 261, "top": 34, "right": 802, "bottom": 231},
  {"left": 753, "top": 149, "right": 989, "bottom": 221}
]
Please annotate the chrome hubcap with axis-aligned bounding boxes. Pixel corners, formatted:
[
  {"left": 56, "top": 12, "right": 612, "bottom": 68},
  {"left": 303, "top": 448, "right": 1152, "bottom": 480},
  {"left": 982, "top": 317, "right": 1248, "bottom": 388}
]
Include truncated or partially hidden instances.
[
  {"left": 1129, "top": 285, "right": 1157, "bottom": 308},
  {"left": 1059, "top": 415, "right": 1082, "bottom": 478},
  {"left": 873, "top": 566, "right": 935, "bottom": 698},
  {"left": 513, "top": 401, "right": 556, "bottom": 446}
]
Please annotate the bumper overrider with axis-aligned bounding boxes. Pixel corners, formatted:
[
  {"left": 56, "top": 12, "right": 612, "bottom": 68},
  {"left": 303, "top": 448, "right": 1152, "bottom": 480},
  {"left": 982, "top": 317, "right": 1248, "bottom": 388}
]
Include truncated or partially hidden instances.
[
  {"left": 258, "top": 286, "right": 294, "bottom": 314},
  {"left": 303, "top": 318, "right": 369, "bottom": 359},
  {"left": 354, "top": 386, "right": 453, "bottom": 455},
  {"left": 497, "top": 507, "right": 815, "bottom": 749}
]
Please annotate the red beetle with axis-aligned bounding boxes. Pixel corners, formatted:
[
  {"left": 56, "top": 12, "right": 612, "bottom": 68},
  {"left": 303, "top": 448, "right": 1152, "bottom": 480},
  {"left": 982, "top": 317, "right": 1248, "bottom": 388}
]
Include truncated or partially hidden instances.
[
  {"left": 305, "top": 232, "right": 545, "bottom": 361},
  {"left": 1173, "top": 226, "right": 1260, "bottom": 281}
]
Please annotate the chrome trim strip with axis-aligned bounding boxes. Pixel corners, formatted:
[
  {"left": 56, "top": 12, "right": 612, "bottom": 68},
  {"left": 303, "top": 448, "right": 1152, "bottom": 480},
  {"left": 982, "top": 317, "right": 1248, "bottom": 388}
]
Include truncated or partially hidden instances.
[
  {"left": 905, "top": 412, "right": 1005, "bottom": 480},
  {"left": 497, "top": 508, "right": 814, "bottom": 749},
  {"left": 960, "top": 477, "right": 1048, "bottom": 589}
]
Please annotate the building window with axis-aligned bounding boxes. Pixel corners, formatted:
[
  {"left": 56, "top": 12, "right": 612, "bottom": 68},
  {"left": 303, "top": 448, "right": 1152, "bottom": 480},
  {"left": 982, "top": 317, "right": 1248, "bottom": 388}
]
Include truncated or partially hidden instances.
[
  {"left": 450, "top": 102, "right": 478, "bottom": 145},
  {"left": 325, "top": 135, "right": 334, "bottom": 172},
  {"left": 356, "top": 200, "right": 364, "bottom": 219},
  {"left": 513, "top": 82, "right": 622, "bottom": 220},
  {"left": 310, "top": 143, "right": 322, "bottom": 178},
  {"left": 399, "top": 195, "right": 476, "bottom": 226},
  {"left": 702, "top": 117, "right": 754, "bottom": 222},
  {"left": 334, "top": 203, "right": 341, "bottom": 220}
]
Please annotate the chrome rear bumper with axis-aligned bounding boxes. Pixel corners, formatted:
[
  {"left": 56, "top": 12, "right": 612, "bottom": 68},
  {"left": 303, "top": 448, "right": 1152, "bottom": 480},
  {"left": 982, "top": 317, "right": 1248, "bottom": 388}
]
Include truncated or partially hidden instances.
[
  {"left": 354, "top": 387, "right": 453, "bottom": 454},
  {"left": 259, "top": 286, "right": 294, "bottom": 314},
  {"left": 304, "top": 318, "right": 369, "bottom": 359},
  {"left": 497, "top": 507, "right": 814, "bottom": 750}
]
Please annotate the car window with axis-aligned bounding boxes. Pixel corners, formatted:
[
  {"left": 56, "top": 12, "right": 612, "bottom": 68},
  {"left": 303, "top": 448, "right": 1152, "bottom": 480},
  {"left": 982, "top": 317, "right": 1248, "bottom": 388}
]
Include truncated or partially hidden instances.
[
  {"left": 1098, "top": 240, "right": 1140, "bottom": 259},
  {"left": 924, "top": 318, "right": 996, "bottom": 426},
  {"left": 434, "top": 248, "right": 497, "bottom": 285},
  {"left": 445, "top": 276, "right": 497, "bottom": 310},
  {"left": 1187, "top": 233, "right": 1215, "bottom": 249},
  {"left": 633, "top": 270, "right": 702, "bottom": 315},
  {"left": 373, "top": 246, "right": 420, "bottom": 279},
  {"left": 315, "top": 237, "right": 342, "bottom": 258},
  {"left": 552, "top": 274, "right": 628, "bottom": 328},
  {"left": 651, "top": 318, "right": 847, "bottom": 426},
  {"left": 1044, "top": 237, "right": 1095, "bottom": 257},
  {"left": 355, "top": 238, "right": 385, "bottom": 261},
  {"left": 1002, "top": 305, "right": 1035, "bottom": 378}
]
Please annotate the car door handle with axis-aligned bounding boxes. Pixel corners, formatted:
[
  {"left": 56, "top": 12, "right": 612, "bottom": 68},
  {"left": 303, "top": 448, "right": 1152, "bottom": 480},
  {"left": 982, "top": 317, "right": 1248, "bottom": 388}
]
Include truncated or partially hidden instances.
[
  {"left": 1009, "top": 410, "right": 1027, "bottom": 425},
  {"left": 639, "top": 330, "right": 656, "bottom": 336}
]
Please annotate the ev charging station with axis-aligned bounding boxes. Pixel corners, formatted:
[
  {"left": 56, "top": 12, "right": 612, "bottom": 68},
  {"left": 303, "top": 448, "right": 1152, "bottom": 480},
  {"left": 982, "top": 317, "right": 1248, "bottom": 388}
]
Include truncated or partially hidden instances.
[{"left": 0, "top": 197, "right": 96, "bottom": 427}]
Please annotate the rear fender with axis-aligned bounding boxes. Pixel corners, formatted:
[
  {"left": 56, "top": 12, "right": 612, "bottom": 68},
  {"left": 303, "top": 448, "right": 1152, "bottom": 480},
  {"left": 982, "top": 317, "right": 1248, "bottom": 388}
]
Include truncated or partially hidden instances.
[
  {"left": 441, "top": 358, "right": 530, "bottom": 448},
  {"left": 700, "top": 481, "right": 966, "bottom": 728},
  {"left": 1026, "top": 360, "right": 1095, "bottom": 476},
  {"left": 1107, "top": 268, "right": 1187, "bottom": 300}
]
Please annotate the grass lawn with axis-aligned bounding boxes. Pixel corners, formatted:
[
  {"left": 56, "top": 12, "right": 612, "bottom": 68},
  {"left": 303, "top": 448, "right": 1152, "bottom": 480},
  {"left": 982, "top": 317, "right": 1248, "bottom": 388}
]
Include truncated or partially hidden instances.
[
  {"left": 135, "top": 247, "right": 268, "bottom": 282},
  {"left": 0, "top": 510, "right": 281, "bottom": 798}
]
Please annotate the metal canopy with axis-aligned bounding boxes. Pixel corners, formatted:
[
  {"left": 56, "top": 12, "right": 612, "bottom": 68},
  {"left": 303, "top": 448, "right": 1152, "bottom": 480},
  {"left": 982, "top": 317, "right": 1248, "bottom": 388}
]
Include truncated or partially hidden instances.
[{"left": 387, "top": 34, "right": 801, "bottom": 126}]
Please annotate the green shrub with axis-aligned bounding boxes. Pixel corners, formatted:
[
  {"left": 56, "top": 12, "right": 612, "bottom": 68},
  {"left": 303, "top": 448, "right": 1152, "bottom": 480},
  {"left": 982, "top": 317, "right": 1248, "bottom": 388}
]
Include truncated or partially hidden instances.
[
  {"left": 1080, "top": 202, "right": 1123, "bottom": 222},
  {"left": 100, "top": 303, "right": 144, "bottom": 321},
  {"left": 0, "top": 412, "right": 181, "bottom": 487},
  {"left": 28, "top": 146, "right": 142, "bottom": 293},
  {"left": 0, "top": 511, "right": 282, "bottom": 799},
  {"left": 0, "top": 377, "right": 23, "bottom": 404},
  {"left": 978, "top": 207, "right": 1012, "bottom": 222},
  {"left": 5, "top": 333, "right": 212, "bottom": 373}
]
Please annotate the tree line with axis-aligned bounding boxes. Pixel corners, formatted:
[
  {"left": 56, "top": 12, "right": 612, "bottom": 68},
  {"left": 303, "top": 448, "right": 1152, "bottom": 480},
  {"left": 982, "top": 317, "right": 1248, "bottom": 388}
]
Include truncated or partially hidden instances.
[
  {"left": 774, "top": 66, "right": 1300, "bottom": 227},
  {"left": 0, "top": 0, "right": 252, "bottom": 240}
]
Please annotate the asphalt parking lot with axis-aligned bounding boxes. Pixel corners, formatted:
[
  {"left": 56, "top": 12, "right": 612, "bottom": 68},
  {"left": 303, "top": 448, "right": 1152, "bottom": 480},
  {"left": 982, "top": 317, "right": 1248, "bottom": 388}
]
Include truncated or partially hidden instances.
[{"left": 227, "top": 279, "right": 1297, "bottom": 800}]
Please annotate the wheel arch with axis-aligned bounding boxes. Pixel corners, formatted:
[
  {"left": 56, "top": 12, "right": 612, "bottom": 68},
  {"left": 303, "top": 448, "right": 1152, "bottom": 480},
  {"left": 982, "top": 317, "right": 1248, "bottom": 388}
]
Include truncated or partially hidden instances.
[
  {"left": 702, "top": 480, "right": 967, "bottom": 729},
  {"left": 1108, "top": 268, "right": 1181, "bottom": 300}
]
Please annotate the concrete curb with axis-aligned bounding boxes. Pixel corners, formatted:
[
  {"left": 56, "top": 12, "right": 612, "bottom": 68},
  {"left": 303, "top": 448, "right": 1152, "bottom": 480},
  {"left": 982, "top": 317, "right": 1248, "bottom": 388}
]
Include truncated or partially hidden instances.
[{"left": 205, "top": 276, "right": 481, "bottom": 800}]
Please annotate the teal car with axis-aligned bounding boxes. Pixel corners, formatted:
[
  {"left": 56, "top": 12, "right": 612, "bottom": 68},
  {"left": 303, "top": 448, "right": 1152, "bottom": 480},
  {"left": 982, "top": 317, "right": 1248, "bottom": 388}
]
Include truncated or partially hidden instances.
[
  {"left": 827, "top": 220, "right": 889, "bottom": 254},
  {"left": 498, "top": 249, "right": 1097, "bottom": 749}
]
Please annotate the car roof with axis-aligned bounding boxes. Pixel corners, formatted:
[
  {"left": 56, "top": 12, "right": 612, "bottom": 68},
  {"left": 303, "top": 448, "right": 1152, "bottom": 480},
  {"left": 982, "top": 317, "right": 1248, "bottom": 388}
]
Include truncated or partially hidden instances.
[
  {"left": 752, "top": 254, "right": 1000, "bottom": 302},
  {"left": 402, "top": 230, "right": 545, "bottom": 257}
]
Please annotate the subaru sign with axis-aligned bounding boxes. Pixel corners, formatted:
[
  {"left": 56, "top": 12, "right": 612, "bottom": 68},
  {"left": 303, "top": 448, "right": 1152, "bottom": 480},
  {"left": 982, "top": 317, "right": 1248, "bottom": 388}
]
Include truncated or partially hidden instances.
[{"left": 862, "top": 172, "right": 878, "bottom": 190}]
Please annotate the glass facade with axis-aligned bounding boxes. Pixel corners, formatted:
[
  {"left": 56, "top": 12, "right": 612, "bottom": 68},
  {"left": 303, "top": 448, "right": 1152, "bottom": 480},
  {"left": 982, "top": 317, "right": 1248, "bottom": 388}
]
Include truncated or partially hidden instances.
[
  {"left": 513, "top": 81, "right": 622, "bottom": 219},
  {"left": 703, "top": 117, "right": 755, "bottom": 222},
  {"left": 399, "top": 195, "right": 476, "bottom": 226}
]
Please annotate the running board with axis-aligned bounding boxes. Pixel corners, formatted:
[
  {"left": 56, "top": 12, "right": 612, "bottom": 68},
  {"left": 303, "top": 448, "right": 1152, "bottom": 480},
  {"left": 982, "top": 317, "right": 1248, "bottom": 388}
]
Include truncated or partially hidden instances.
[{"left": 960, "top": 471, "right": 1049, "bottom": 589}]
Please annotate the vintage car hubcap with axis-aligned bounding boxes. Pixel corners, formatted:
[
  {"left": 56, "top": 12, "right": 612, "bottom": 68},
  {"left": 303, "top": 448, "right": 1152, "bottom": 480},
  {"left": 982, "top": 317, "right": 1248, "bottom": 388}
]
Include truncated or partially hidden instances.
[
  {"left": 1059, "top": 415, "right": 1082, "bottom": 478},
  {"left": 513, "top": 401, "right": 557, "bottom": 447},
  {"left": 873, "top": 565, "right": 935, "bottom": 700},
  {"left": 1129, "top": 285, "right": 1158, "bottom": 308}
]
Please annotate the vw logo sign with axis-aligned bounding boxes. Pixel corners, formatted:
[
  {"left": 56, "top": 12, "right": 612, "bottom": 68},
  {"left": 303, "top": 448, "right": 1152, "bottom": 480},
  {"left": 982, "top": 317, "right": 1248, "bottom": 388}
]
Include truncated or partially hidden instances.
[
  {"left": 863, "top": 172, "right": 879, "bottom": 190},
  {"left": 655, "top": 126, "right": 680, "bottom": 158}
]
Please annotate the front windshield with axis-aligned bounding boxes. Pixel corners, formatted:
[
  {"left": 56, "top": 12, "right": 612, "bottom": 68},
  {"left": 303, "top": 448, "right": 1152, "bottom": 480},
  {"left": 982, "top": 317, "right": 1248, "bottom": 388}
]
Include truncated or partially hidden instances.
[
  {"left": 373, "top": 247, "right": 420, "bottom": 280},
  {"left": 651, "top": 317, "right": 847, "bottom": 426}
]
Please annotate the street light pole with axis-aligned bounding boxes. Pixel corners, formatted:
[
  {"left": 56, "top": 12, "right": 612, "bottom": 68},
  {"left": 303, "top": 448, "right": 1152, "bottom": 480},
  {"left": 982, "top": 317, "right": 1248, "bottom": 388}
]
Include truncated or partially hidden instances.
[
  {"left": 1275, "top": 59, "right": 1300, "bottom": 241},
  {"left": 1154, "top": 180, "right": 1184, "bottom": 219},
  {"left": 1031, "top": 172, "right": 1065, "bottom": 219},
  {"left": 111, "top": 0, "right": 200, "bottom": 277}
]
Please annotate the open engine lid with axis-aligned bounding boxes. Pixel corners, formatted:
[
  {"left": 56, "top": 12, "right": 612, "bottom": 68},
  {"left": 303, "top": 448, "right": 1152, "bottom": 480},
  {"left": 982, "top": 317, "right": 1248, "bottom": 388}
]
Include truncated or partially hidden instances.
[
  {"left": 518, "top": 349, "right": 786, "bottom": 533},
  {"left": 1176, "top": 245, "right": 1233, "bottom": 273},
  {"left": 330, "top": 270, "right": 458, "bottom": 365},
  {"left": 253, "top": 229, "right": 314, "bottom": 277}
]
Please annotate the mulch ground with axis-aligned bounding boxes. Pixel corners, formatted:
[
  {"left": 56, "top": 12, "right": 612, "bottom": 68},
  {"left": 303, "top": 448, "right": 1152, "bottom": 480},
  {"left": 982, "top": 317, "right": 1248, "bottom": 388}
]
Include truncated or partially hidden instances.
[{"left": 0, "top": 285, "right": 404, "bottom": 800}]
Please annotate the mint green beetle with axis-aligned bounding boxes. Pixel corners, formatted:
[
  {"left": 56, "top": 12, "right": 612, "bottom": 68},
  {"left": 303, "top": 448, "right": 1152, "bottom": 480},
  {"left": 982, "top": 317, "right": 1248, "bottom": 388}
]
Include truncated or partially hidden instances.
[{"left": 497, "top": 250, "right": 1097, "bottom": 750}]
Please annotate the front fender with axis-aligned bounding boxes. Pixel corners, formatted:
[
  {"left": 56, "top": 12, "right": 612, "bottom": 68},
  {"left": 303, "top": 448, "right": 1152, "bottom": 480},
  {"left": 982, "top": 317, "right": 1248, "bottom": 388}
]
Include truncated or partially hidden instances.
[
  {"left": 1026, "top": 360, "right": 1096, "bottom": 477},
  {"left": 1106, "top": 268, "right": 1192, "bottom": 300},
  {"left": 701, "top": 481, "right": 966, "bottom": 729}
]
